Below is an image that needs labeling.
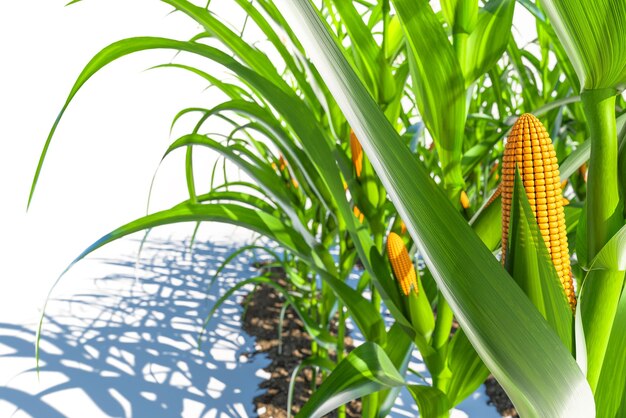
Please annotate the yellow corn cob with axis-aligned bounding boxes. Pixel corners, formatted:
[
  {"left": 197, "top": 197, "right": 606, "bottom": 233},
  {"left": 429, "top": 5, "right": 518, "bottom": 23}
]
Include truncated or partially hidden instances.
[
  {"left": 387, "top": 232, "right": 418, "bottom": 296},
  {"left": 353, "top": 206, "right": 365, "bottom": 223},
  {"left": 501, "top": 113, "right": 576, "bottom": 310},
  {"left": 460, "top": 191, "right": 471, "bottom": 209},
  {"left": 350, "top": 130, "right": 363, "bottom": 177}
]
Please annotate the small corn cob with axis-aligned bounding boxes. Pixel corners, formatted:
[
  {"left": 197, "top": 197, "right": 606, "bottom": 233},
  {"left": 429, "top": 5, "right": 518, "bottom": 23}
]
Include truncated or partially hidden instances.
[
  {"left": 400, "top": 220, "right": 407, "bottom": 235},
  {"left": 501, "top": 113, "right": 576, "bottom": 310},
  {"left": 460, "top": 191, "right": 471, "bottom": 209},
  {"left": 353, "top": 206, "right": 365, "bottom": 224},
  {"left": 279, "top": 155, "right": 287, "bottom": 172},
  {"left": 387, "top": 232, "right": 418, "bottom": 296},
  {"left": 350, "top": 130, "right": 363, "bottom": 178}
]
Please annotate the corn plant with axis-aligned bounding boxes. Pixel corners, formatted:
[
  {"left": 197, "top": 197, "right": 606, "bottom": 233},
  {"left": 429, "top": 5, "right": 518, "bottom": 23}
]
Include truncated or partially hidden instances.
[{"left": 30, "top": 0, "right": 626, "bottom": 417}]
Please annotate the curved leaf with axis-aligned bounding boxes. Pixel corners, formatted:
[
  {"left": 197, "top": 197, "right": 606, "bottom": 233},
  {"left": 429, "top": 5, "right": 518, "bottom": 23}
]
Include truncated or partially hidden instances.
[
  {"left": 594, "top": 286, "right": 626, "bottom": 418},
  {"left": 406, "top": 385, "right": 450, "bottom": 418},
  {"left": 279, "top": 1, "right": 595, "bottom": 416},
  {"left": 541, "top": 0, "right": 626, "bottom": 90},
  {"left": 392, "top": 0, "right": 466, "bottom": 189},
  {"left": 589, "top": 222, "right": 626, "bottom": 271},
  {"left": 297, "top": 342, "right": 405, "bottom": 418},
  {"left": 463, "top": 0, "right": 515, "bottom": 86},
  {"left": 506, "top": 171, "right": 573, "bottom": 350}
]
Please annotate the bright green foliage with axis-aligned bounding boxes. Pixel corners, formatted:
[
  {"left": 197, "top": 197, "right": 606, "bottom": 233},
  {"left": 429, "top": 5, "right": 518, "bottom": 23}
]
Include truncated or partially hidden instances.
[
  {"left": 280, "top": 1, "right": 594, "bottom": 416},
  {"left": 31, "top": 0, "right": 626, "bottom": 416},
  {"left": 506, "top": 171, "right": 573, "bottom": 350},
  {"left": 541, "top": 0, "right": 626, "bottom": 91}
]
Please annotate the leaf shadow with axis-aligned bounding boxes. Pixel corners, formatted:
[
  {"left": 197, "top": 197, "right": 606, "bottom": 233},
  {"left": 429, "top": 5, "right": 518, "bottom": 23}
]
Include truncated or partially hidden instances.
[{"left": 0, "top": 237, "right": 271, "bottom": 418}]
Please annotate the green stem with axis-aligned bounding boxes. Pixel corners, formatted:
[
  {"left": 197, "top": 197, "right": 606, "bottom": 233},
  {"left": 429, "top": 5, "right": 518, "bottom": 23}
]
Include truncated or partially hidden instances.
[
  {"left": 582, "top": 89, "right": 622, "bottom": 258},
  {"left": 432, "top": 293, "right": 454, "bottom": 392},
  {"left": 371, "top": 231, "right": 384, "bottom": 312},
  {"left": 580, "top": 89, "right": 626, "bottom": 392},
  {"left": 336, "top": 303, "right": 346, "bottom": 418}
]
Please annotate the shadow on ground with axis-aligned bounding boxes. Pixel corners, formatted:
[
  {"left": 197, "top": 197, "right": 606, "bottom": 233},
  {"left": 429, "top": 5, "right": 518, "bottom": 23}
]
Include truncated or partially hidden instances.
[{"left": 0, "top": 238, "right": 270, "bottom": 418}]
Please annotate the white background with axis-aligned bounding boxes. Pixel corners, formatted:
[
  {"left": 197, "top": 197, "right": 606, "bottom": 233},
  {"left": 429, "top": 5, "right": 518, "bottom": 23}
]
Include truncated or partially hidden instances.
[{"left": 1, "top": 0, "right": 239, "bottom": 320}]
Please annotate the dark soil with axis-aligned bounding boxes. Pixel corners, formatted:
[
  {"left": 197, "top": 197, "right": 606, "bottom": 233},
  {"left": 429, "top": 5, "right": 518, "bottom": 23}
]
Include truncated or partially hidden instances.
[
  {"left": 485, "top": 377, "right": 519, "bottom": 417},
  {"left": 242, "top": 262, "right": 361, "bottom": 417},
  {"left": 242, "top": 262, "right": 517, "bottom": 417}
]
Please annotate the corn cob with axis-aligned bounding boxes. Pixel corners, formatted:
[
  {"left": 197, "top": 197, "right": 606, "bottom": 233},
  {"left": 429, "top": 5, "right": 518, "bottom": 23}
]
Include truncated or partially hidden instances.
[
  {"left": 501, "top": 113, "right": 576, "bottom": 310},
  {"left": 460, "top": 191, "right": 471, "bottom": 209},
  {"left": 400, "top": 220, "right": 407, "bottom": 235},
  {"left": 387, "top": 232, "right": 418, "bottom": 296},
  {"left": 279, "top": 155, "right": 287, "bottom": 172},
  {"left": 350, "top": 130, "right": 363, "bottom": 178}
]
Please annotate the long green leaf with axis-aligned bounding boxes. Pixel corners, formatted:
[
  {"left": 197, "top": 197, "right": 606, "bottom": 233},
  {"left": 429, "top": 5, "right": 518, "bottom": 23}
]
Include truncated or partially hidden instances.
[
  {"left": 297, "top": 342, "right": 405, "bottom": 418},
  {"left": 406, "top": 385, "right": 450, "bottom": 418},
  {"left": 279, "top": 1, "right": 594, "bottom": 416},
  {"left": 559, "top": 112, "right": 626, "bottom": 181},
  {"left": 594, "top": 285, "right": 626, "bottom": 418},
  {"left": 506, "top": 171, "right": 573, "bottom": 350},
  {"left": 35, "top": 201, "right": 313, "bottom": 367},
  {"left": 392, "top": 0, "right": 466, "bottom": 190},
  {"left": 540, "top": 0, "right": 626, "bottom": 90},
  {"left": 589, "top": 223, "right": 626, "bottom": 271},
  {"left": 463, "top": 0, "right": 515, "bottom": 86},
  {"left": 446, "top": 330, "right": 489, "bottom": 406}
]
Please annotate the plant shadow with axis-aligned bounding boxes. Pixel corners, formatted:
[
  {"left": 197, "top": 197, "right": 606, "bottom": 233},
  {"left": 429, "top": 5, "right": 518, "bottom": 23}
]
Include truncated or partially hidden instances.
[{"left": 0, "top": 237, "right": 270, "bottom": 418}]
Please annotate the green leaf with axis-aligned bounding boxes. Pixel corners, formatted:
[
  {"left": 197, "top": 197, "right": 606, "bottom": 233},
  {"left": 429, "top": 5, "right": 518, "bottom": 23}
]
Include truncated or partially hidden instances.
[
  {"left": 469, "top": 191, "right": 502, "bottom": 252},
  {"left": 328, "top": 0, "right": 388, "bottom": 101},
  {"left": 165, "top": 132, "right": 316, "bottom": 245},
  {"left": 279, "top": 1, "right": 594, "bottom": 415},
  {"left": 446, "top": 330, "right": 489, "bottom": 406},
  {"left": 441, "top": 0, "right": 477, "bottom": 35},
  {"left": 594, "top": 286, "right": 626, "bottom": 418},
  {"left": 559, "top": 112, "right": 626, "bottom": 181},
  {"left": 463, "top": 0, "right": 515, "bottom": 86},
  {"left": 35, "top": 201, "right": 314, "bottom": 368},
  {"left": 297, "top": 342, "right": 405, "bottom": 418},
  {"left": 505, "top": 170, "right": 573, "bottom": 350},
  {"left": 378, "top": 322, "right": 415, "bottom": 417},
  {"left": 588, "top": 223, "right": 626, "bottom": 271},
  {"left": 201, "top": 276, "right": 337, "bottom": 349},
  {"left": 392, "top": 0, "right": 467, "bottom": 190},
  {"left": 540, "top": 0, "right": 626, "bottom": 90},
  {"left": 406, "top": 385, "right": 450, "bottom": 418},
  {"left": 288, "top": 356, "right": 336, "bottom": 418},
  {"left": 318, "top": 269, "right": 387, "bottom": 344}
]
